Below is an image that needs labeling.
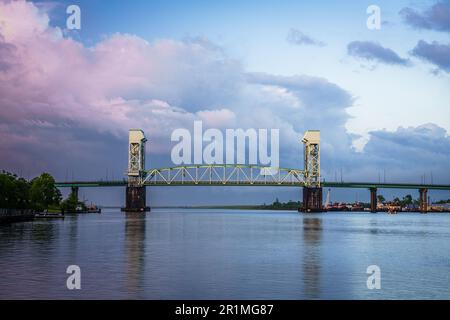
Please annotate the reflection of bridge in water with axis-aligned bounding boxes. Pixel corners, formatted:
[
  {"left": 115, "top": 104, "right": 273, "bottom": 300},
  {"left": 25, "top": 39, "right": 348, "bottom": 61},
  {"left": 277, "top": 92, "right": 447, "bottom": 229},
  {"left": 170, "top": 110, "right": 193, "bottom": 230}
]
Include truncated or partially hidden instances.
[
  {"left": 302, "top": 218, "right": 322, "bottom": 298},
  {"left": 125, "top": 213, "right": 146, "bottom": 295},
  {"left": 55, "top": 129, "right": 450, "bottom": 213}
]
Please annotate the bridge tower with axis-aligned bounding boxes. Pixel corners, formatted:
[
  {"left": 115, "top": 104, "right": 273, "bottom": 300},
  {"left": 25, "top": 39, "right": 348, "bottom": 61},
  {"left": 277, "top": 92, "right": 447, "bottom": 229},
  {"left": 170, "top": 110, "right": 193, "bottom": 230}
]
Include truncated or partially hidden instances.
[
  {"left": 122, "top": 129, "right": 150, "bottom": 212},
  {"left": 300, "top": 130, "right": 323, "bottom": 212}
]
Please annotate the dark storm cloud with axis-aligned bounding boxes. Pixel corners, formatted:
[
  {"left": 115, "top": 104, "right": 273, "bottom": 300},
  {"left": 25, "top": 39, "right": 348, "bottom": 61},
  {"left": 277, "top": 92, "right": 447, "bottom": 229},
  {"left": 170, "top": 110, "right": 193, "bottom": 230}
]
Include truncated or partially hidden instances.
[
  {"left": 347, "top": 41, "right": 410, "bottom": 66},
  {"left": 287, "top": 28, "right": 325, "bottom": 47},
  {"left": 360, "top": 123, "right": 450, "bottom": 183},
  {"left": 245, "top": 72, "right": 356, "bottom": 177},
  {"left": 246, "top": 72, "right": 352, "bottom": 110},
  {"left": 411, "top": 40, "right": 450, "bottom": 72},
  {"left": 400, "top": 0, "right": 450, "bottom": 33}
]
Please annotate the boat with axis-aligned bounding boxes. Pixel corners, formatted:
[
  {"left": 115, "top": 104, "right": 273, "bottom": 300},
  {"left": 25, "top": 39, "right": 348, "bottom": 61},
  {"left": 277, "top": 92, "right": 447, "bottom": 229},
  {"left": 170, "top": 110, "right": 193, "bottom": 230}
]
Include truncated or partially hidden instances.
[
  {"left": 387, "top": 208, "right": 397, "bottom": 215},
  {"left": 72, "top": 203, "right": 101, "bottom": 214},
  {"left": 86, "top": 204, "right": 101, "bottom": 214},
  {"left": 351, "top": 202, "right": 364, "bottom": 211}
]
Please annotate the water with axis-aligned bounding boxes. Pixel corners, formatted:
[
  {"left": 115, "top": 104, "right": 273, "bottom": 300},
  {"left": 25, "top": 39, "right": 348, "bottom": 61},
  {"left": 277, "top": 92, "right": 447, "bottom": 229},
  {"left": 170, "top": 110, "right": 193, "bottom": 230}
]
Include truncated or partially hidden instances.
[{"left": 0, "top": 209, "right": 449, "bottom": 300}]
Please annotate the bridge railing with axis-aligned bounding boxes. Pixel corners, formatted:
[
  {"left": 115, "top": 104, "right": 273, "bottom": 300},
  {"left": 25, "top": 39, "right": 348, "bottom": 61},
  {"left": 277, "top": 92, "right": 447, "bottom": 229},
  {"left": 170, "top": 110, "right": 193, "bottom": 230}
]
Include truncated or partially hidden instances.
[{"left": 142, "top": 165, "right": 306, "bottom": 186}]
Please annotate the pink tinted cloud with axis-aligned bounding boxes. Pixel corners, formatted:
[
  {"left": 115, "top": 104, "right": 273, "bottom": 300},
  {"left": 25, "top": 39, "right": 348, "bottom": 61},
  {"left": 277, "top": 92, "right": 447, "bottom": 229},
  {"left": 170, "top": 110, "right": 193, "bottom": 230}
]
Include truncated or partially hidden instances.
[{"left": 0, "top": 0, "right": 238, "bottom": 157}]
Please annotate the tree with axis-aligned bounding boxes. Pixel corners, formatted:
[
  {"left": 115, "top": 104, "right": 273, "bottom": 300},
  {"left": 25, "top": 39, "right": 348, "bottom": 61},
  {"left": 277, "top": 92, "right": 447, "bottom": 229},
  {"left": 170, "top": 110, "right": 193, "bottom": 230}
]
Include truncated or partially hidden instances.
[
  {"left": 30, "top": 173, "right": 62, "bottom": 211},
  {"left": 13, "top": 178, "right": 31, "bottom": 209},
  {"left": 377, "top": 195, "right": 385, "bottom": 203},
  {"left": 0, "top": 171, "right": 31, "bottom": 209},
  {"left": 61, "top": 192, "right": 79, "bottom": 212},
  {"left": 402, "top": 194, "right": 413, "bottom": 206},
  {"left": 0, "top": 172, "right": 15, "bottom": 208},
  {"left": 273, "top": 198, "right": 281, "bottom": 207}
]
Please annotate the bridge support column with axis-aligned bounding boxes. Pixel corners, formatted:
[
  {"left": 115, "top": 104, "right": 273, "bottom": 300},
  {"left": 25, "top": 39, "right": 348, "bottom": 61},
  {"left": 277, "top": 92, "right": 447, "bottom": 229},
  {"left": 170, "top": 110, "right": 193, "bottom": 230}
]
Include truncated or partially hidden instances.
[
  {"left": 301, "top": 187, "right": 323, "bottom": 213},
  {"left": 370, "top": 187, "right": 377, "bottom": 213},
  {"left": 122, "top": 186, "right": 150, "bottom": 212},
  {"left": 71, "top": 186, "right": 79, "bottom": 201},
  {"left": 419, "top": 188, "right": 428, "bottom": 213}
]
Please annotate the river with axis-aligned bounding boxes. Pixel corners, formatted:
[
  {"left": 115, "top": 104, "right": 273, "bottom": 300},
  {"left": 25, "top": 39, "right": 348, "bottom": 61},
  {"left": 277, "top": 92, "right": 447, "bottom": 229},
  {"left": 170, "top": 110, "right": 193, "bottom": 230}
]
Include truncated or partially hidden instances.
[{"left": 0, "top": 209, "right": 449, "bottom": 299}]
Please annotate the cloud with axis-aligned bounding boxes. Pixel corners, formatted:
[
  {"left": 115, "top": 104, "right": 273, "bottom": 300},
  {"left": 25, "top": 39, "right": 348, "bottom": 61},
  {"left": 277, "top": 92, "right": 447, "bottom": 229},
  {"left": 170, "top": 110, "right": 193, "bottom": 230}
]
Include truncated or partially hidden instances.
[
  {"left": 196, "top": 109, "right": 236, "bottom": 128},
  {"left": 243, "top": 72, "right": 355, "bottom": 170},
  {"left": 0, "top": 1, "right": 354, "bottom": 180},
  {"left": 400, "top": 0, "right": 450, "bottom": 33},
  {"left": 361, "top": 123, "right": 450, "bottom": 182},
  {"left": 411, "top": 40, "right": 450, "bottom": 73},
  {"left": 347, "top": 41, "right": 410, "bottom": 66},
  {"left": 287, "top": 28, "right": 325, "bottom": 47}
]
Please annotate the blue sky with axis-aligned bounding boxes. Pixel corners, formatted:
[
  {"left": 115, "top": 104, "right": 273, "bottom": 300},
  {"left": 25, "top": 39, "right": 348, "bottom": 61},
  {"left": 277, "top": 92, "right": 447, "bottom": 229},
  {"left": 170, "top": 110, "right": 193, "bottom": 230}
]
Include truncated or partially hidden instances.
[{"left": 1, "top": 0, "right": 450, "bottom": 205}]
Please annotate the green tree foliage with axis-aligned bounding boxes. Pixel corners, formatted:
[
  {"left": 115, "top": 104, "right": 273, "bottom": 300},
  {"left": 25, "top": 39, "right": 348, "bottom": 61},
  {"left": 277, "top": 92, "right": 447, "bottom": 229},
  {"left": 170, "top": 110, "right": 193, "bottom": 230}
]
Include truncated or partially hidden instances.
[
  {"left": 266, "top": 198, "right": 301, "bottom": 210},
  {"left": 377, "top": 195, "right": 386, "bottom": 203},
  {"left": 0, "top": 171, "right": 31, "bottom": 209},
  {"left": 30, "top": 173, "right": 62, "bottom": 211},
  {"left": 61, "top": 192, "right": 79, "bottom": 212},
  {"left": 273, "top": 198, "right": 281, "bottom": 207},
  {"left": 402, "top": 194, "right": 413, "bottom": 205},
  {"left": 0, "top": 170, "right": 88, "bottom": 212}
]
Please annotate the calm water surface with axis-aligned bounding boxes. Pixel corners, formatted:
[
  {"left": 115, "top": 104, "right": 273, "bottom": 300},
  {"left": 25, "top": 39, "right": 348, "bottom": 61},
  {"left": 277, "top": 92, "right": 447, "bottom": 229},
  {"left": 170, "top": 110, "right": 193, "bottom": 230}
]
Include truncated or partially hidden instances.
[{"left": 0, "top": 209, "right": 449, "bottom": 299}]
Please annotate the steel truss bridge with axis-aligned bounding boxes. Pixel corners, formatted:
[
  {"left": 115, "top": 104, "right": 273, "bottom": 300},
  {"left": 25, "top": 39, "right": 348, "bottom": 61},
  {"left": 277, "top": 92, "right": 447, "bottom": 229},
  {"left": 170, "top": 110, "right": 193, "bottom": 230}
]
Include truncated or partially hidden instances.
[
  {"left": 56, "top": 164, "right": 450, "bottom": 190},
  {"left": 55, "top": 129, "right": 450, "bottom": 213}
]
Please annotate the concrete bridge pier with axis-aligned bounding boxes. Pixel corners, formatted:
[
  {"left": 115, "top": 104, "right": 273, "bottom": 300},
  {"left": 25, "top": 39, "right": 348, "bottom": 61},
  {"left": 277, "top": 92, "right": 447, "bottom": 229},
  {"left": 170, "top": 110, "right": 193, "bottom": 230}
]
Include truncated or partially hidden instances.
[
  {"left": 301, "top": 187, "right": 323, "bottom": 213},
  {"left": 370, "top": 187, "right": 377, "bottom": 213},
  {"left": 122, "top": 186, "right": 150, "bottom": 212},
  {"left": 419, "top": 188, "right": 428, "bottom": 213},
  {"left": 71, "top": 186, "right": 79, "bottom": 201}
]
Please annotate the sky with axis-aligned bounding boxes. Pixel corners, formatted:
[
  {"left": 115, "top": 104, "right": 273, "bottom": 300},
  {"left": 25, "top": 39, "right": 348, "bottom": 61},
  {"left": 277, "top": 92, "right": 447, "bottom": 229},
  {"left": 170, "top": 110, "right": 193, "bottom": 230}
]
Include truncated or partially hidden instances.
[{"left": 0, "top": 0, "right": 450, "bottom": 205}]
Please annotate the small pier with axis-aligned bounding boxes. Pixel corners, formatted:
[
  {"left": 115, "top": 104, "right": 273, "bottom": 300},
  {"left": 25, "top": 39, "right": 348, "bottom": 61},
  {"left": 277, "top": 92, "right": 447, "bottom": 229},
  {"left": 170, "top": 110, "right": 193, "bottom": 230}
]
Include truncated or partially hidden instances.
[{"left": 0, "top": 209, "right": 35, "bottom": 224}]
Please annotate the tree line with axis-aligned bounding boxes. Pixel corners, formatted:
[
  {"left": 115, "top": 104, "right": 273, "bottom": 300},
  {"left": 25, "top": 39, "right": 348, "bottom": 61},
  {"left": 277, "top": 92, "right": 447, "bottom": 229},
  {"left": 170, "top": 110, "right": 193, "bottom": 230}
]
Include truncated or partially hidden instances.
[
  {"left": 0, "top": 171, "right": 80, "bottom": 212},
  {"left": 377, "top": 194, "right": 420, "bottom": 207}
]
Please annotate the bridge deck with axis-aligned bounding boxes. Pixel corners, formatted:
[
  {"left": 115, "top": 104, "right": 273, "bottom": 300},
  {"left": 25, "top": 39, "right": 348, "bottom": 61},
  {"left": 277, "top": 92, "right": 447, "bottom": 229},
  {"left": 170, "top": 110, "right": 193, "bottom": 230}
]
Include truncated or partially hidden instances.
[
  {"left": 55, "top": 180, "right": 450, "bottom": 190},
  {"left": 54, "top": 165, "right": 450, "bottom": 190}
]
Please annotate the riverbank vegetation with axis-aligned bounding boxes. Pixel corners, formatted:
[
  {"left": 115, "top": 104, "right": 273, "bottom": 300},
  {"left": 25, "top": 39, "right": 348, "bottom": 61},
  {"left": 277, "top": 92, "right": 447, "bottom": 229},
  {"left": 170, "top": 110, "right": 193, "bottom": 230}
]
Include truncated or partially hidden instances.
[{"left": 0, "top": 171, "right": 81, "bottom": 212}]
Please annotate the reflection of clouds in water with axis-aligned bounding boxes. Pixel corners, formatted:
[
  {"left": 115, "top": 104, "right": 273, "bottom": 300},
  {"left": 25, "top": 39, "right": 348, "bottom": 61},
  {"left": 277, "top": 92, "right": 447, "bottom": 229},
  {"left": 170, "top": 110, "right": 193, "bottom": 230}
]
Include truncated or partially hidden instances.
[
  {"left": 125, "top": 213, "right": 146, "bottom": 297},
  {"left": 302, "top": 217, "right": 322, "bottom": 299}
]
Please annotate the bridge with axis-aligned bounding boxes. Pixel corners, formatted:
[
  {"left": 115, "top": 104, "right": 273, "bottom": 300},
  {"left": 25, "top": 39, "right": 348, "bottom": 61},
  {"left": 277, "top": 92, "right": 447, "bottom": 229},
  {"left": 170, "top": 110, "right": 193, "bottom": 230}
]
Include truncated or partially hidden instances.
[{"left": 56, "top": 129, "right": 450, "bottom": 213}]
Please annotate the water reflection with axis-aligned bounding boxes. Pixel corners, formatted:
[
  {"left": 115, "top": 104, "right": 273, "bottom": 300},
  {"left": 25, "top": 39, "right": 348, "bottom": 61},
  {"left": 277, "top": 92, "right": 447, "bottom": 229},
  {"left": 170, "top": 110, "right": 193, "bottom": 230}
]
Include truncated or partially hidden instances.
[
  {"left": 124, "top": 213, "right": 146, "bottom": 296},
  {"left": 302, "top": 217, "right": 322, "bottom": 299},
  {"left": 2, "top": 210, "right": 450, "bottom": 299},
  {"left": 369, "top": 219, "right": 379, "bottom": 235}
]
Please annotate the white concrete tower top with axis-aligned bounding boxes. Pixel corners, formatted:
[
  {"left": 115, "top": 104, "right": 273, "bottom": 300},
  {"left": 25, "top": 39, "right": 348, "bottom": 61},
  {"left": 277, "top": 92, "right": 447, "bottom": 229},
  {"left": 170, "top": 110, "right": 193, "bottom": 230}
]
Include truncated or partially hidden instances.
[
  {"left": 302, "top": 130, "right": 320, "bottom": 145},
  {"left": 129, "top": 129, "right": 147, "bottom": 144}
]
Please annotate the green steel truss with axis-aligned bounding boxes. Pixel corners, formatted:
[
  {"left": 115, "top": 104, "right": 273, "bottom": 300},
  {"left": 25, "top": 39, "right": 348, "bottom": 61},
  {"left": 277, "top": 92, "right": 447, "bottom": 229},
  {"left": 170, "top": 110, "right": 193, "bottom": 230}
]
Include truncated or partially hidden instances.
[{"left": 143, "top": 165, "right": 305, "bottom": 186}]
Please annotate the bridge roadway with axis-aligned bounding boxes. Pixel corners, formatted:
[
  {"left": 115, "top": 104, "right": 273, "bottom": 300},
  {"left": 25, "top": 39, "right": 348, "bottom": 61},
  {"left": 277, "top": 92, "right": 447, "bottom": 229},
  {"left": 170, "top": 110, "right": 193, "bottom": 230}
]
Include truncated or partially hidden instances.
[
  {"left": 55, "top": 165, "right": 450, "bottom": 190},
  {"left": 55, "top": 180, "right": 450, "bottom": 190}
]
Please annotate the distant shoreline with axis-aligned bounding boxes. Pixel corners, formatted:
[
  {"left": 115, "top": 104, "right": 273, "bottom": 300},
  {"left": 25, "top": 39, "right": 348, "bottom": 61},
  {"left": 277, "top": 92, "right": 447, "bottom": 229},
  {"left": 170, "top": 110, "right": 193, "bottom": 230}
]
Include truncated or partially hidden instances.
[
  {"left": 102, "top": 205, "right": 300, "bottom": 210},
  {"left": 100, "top": 205, "right": 450, "bottom": 213}
]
